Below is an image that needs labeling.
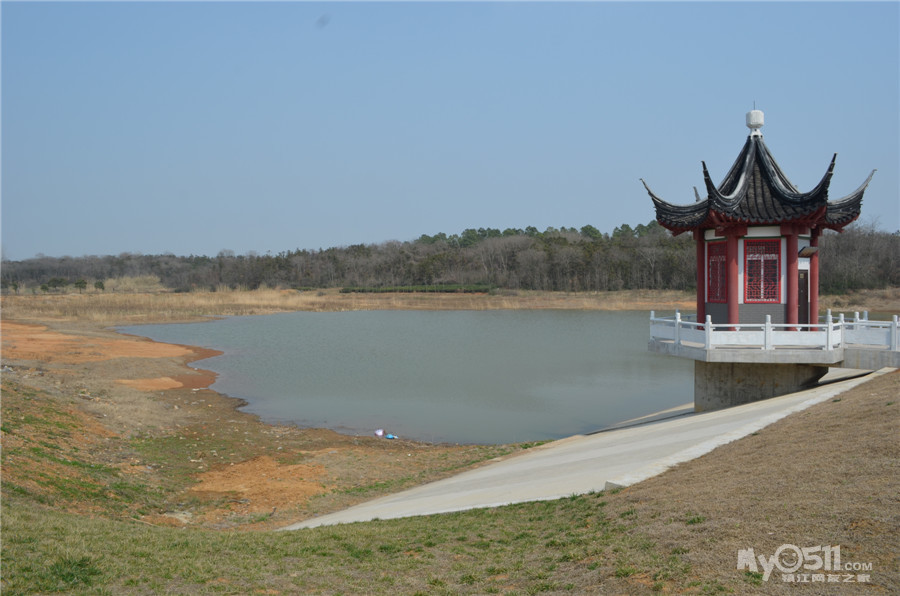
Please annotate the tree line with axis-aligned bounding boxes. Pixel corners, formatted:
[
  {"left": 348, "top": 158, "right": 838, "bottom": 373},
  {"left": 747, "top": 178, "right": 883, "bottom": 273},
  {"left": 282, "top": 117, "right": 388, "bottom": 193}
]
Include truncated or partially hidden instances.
[{"left": 2, "top": 221, "right": 897, "bottom": 295}]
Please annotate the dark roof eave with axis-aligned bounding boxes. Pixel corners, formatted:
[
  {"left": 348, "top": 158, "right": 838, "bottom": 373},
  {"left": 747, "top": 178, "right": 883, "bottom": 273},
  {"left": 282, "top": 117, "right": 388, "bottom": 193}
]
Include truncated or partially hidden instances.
[
  {"left": 642, "top": 178, "right": 710, "bottom": 232},
  {"left": 643, "top": 139, "right": 875, "bottom": 236},
  {"left": 821, "top": 169, "right": 875, "bottom": 230}
]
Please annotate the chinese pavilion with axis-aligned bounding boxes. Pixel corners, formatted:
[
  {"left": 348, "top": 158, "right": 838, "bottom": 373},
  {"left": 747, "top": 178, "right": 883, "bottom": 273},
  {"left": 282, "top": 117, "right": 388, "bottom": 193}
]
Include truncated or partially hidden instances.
[{"left": 643, "top": 110, "right": 875, "bottom": 328}]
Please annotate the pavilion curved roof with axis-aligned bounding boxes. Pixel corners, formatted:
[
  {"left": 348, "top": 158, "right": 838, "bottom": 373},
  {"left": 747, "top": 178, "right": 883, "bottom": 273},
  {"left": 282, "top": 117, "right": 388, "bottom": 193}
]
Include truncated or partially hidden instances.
[{"left": 643, "top": 134, "right": 875, "bottom": 235}]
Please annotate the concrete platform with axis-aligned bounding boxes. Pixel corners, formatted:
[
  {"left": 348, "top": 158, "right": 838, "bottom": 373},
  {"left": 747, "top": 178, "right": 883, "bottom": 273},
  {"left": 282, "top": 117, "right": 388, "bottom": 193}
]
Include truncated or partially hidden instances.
[
  {"left": 649, "top": 338, "right": 848, "bottom": 364},
  {"left": 281, "top": 368, "right": 891, "bottom": 530}
]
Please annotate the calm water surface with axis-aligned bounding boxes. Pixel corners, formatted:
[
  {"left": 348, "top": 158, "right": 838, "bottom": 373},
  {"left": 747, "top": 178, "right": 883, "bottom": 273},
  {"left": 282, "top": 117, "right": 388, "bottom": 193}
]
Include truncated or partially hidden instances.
[{"left": 120, "top": 310, "right": 691, "bottom": 444}]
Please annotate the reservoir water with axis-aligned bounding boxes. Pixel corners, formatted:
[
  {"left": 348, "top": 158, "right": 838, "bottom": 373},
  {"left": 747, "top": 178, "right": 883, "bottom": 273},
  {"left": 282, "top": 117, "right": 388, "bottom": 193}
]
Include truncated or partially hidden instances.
[{"left": 119, "top": 310, "right": 692, "bottom": 444}]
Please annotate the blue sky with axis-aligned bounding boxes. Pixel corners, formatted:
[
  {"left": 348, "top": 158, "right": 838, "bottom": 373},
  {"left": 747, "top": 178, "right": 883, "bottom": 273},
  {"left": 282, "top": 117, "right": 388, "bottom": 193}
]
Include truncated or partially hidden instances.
[{"left": 2, "top": 1, "right": 898, "bottom": 260}]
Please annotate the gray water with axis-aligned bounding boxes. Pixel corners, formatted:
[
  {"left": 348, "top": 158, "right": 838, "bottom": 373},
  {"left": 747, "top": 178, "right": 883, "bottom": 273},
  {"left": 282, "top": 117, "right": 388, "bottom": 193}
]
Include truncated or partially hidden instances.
[{"left": 119, "top": 310, "right": 692, "bottom": 444}]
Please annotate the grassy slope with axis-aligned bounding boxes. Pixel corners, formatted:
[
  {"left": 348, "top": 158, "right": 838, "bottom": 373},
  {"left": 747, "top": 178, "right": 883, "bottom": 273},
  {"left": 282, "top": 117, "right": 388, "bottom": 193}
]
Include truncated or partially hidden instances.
[{"left": 3, "top": 371, "right": 897, "bottom": 595}]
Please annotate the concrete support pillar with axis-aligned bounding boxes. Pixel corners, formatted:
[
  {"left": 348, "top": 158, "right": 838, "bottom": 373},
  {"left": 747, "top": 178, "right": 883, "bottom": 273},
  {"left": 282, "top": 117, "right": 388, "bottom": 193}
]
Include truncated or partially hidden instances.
[{"left": 694, "top": 361, "right": 829, "bottom": 412}]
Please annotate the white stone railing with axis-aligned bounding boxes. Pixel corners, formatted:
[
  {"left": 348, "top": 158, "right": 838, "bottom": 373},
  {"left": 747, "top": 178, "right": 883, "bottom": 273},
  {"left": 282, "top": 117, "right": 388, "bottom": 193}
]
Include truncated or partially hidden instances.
[{"left": 649, "top": 310, "right": 900, "bottom": 352}]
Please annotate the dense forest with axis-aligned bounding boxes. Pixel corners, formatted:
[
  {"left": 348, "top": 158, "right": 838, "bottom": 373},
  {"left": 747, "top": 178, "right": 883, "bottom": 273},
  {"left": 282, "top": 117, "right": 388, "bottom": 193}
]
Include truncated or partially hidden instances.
[{"left": 2, "top": 221, "right": 898, "bottom": 295}]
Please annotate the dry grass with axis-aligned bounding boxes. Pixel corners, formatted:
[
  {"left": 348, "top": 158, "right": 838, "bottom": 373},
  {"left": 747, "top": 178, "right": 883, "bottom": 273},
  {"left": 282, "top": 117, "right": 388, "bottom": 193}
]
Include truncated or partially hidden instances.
[
  {"left": 4, "top": 287, "right": 896, "bottom": 328},
  {"left": 603, "top": 368, "right": 900, "bottom": 594},
  {"left": 0, "top": 288, "right": 699, "bottom": 326},
  {"left": 818, "top": 287, "right": 900, "bottom": 315}
]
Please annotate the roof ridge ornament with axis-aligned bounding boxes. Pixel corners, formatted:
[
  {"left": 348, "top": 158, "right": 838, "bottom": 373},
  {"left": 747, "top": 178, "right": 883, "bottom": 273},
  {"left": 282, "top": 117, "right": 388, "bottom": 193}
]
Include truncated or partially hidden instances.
[{"left": 746, "top": 109, "right": 764, "bottom": 137}]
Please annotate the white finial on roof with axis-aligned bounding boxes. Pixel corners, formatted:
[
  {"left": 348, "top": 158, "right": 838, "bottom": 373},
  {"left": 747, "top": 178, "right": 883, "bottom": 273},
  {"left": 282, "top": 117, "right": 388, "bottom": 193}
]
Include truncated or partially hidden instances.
[{"left": 746, "top": 109, "right": 764, "bottom": 137}]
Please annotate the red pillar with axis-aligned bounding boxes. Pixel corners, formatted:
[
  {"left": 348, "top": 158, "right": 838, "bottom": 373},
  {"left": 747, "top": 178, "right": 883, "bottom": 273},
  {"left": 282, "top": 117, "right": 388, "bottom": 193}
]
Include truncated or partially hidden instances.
[
  {"left": 809, "top": 229, "right": 820, "bottom": 329},
  {"left": 785, "top": 230, "right": 799, "bottom": 329},
  {"left": 727, "top": 233, "right": 739, "bottom": 327},
  {"left": 694, "top": 229, "right": 705, "bottom": 325}
]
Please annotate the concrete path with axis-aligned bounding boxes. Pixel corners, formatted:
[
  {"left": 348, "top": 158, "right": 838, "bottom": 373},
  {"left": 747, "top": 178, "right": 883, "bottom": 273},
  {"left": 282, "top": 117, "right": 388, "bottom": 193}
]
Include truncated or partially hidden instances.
[{"left": 282, "top": 368, "right": 887, "bottom": 530}]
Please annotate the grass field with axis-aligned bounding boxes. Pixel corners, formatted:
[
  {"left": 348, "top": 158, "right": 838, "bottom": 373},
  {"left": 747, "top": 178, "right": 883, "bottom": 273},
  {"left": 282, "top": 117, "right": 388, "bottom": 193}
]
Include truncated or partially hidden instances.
[
  {"left": 3, "top": 286, "right": 896, "bottom": 325},
  {"left": 5, "top": 487, "right": 678, "bottom": 594},
  {"left": 0, "top": 287, "right": 701, "bottom": 325}
]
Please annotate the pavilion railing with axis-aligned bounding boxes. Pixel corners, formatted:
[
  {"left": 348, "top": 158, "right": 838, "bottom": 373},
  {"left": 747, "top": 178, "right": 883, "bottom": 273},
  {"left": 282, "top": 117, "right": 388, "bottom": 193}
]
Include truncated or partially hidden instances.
[{"left": 649, "top": 310, "right": 900, "bottom": 352}]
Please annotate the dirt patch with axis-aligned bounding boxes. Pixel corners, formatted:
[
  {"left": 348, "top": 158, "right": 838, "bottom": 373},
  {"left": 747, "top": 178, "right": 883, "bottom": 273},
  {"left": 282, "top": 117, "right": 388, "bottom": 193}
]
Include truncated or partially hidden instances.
[
  {"left": 117, "top": 377, "right": 184, "bottom": 391},
  {"left": 189, "top": 455, "right": 328, "bottom": 514},
  {"left": 1, "top": 321, "right": 193, "bottom": 363},
  {"left": 1, "top": 319, "right": 227, "bottom": 437}
]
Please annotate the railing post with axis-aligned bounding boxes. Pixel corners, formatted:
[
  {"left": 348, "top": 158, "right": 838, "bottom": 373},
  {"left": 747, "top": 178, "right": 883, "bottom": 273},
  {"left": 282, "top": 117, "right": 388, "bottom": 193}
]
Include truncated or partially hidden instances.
[
  {"left": 838, "top": 313, "right": 845, "bottom": 348},
  {"left": 892, "top": 315, "right": 899, "bottom": 351},
  {"left": 825, "top": 310, "right": 833, "bottom": 350},
  {"left": 705, "top": 315, "right": 713, "bottom": 349},
  {"left": 674, "top": 310, "right": 681, "bottom": 347},
  {"left": 764, "top": 315, "right": 772, "bottom": 350}
]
